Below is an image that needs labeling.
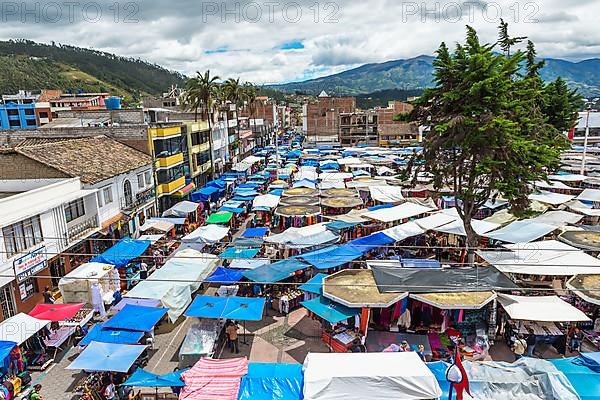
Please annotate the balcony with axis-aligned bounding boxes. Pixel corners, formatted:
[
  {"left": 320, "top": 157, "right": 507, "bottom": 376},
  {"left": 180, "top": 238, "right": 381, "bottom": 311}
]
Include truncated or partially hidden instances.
[
  {"left": 68, "top": 215, "right": 99, "bottom": 242},
  {"left": 120, "top": 188, "right": 156, "bottom": 211},
  {"left": 155, "top": 153, "right": 184, "bottom": 168},
  {"left": 157, "top": 176, "right": 186, "bottom": 196},
  {"left": 150, "top": 126, "right": 181, "bottom": 138}
]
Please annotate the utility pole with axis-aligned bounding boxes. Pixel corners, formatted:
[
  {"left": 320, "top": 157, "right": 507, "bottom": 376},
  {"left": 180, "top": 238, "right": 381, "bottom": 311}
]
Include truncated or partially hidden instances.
[{"left": 581, "top": 106, "right": 591, "bottom": 175}]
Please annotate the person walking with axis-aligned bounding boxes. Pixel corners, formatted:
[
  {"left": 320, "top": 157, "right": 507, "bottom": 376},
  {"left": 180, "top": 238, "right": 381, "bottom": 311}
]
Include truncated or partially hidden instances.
[
  {"left": 526, "top": 330, "right": 536, "bottom": 357},
  {"left": 42, "top": 286, "right": 54, "bottom": 304},
  {"left": 226, "top": 321, "right": 240, "bottom": 353},
  {"left": 512, "top": 334, "right": 527, "bottom": 361}
]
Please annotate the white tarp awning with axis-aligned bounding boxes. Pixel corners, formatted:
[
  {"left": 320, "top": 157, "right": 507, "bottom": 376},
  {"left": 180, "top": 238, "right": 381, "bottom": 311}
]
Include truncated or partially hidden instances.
[
  {"left": 319, "top": 181, "right": 346, "bottom": 189},
  {"left": 497, "top": 294, "right": 590, "bottom": 322},
  {"left": 137, "top": 234, "right": 164, "bottom": 243},
  {"left": 576, "top": 188, "right": 600, "bottom": 202},
  {"left": 376, "top": 166, "right": 395, "bottom": 176},
  {"left": 229, "top": 258, "right": 270, "bottom": 270},
  {"left": 162, "top": 201, "right": 199, "bottom": 217},
  {"left": 380, "top": 221, "right": 425, "bottom": 242},
  {"left": 265, "top": 223, "right": 338, "bottom": 249},
  {"left": 0, "top": 313, "right": 50, "bottom": 344},
  {"left": 433, "top": 219, "right": 500, "bottom": 236},
  {"left": 330, "top": 209, "right": 370, "bottom": 224},
  {"left": 336, "top": 157, "right": 362, "bottom": 165},
  {"left": 363, "top": 202, "right": 435, "bottom": 223},
  {"left": 477, "top": 240, "right": 600, "bottom": 275},
  {"left": 528, "top": 190, "right": 575, "bottom": 206},
  {"left": 567, "top": 200, "right": 600, "bottom": 216},
  {"left": 241, "top": 155, "right": 263, "bottom": 165},
  {"left": 232, "top": 162, "right": 252, "bottom": 172},
  {"left": 303, "top": 352, "right": 442, "bottom": 400},
  {"left": 252, "top": 194, "right": 281, "bottom": 210},
  {"left": 369, "top": 186, "right": 405, "bottom": 203},
  {"left": 534, "top": 180, "right": 575, "bottom": 190},
  {"left": 319, "top": 172, "right": 353, "bottom": 181},
  {"left": 139, "top": 219, "right": 175, "bottom": 232},
  {"left": 346, "top": 180, "right": 388, "bottom": 189},
  {"left": 530, "top": 210, "right": 583, "bottom": 226},
  {"left": 125, "top": 249, "right": 218, "bottom": 321},
  {"left": 548, "top": 174, "right": 587, "bottom": 182},
  {"left": 483, "top": 220, "right": 557, "bottom": 243},
  {"left": 414, "top": 212, "right": 458, "bottom": 230},
  {"left": 294, "top": 170, "right": 318, "bottom": 182},
  {"left": 182, "top": 225, "right": 229, "bottom": 244}
]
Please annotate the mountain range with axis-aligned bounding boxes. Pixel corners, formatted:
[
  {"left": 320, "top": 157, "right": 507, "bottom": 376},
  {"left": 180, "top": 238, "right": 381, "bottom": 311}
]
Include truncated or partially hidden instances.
[{"left": 271, "top": 55, "right": 600, "bottom": 98}]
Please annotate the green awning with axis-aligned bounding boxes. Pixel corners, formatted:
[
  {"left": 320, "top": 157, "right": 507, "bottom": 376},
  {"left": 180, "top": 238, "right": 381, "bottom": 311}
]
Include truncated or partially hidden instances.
[{"left": 206, "top": 211, "right": 233, "bottom": 224}]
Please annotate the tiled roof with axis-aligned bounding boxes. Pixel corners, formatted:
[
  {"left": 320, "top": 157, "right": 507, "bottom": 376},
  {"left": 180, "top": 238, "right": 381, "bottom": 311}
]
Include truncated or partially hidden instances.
[{"left": 16, "top": 135, "right": 152, "bottom": 184}]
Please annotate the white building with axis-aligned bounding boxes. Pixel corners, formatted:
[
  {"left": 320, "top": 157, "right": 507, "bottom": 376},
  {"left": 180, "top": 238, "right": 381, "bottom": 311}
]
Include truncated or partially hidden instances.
[{"left": 0, "top": 178, "right": 100, "bottom": 317}]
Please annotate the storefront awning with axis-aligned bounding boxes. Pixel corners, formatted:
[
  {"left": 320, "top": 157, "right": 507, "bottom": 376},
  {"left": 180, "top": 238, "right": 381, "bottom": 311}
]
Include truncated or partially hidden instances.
[{"left": 173, "top": 182, "right": 196, "bottom": 198}]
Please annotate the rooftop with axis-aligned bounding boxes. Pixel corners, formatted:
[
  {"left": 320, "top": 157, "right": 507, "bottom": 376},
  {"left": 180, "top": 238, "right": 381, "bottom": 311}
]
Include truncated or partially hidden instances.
[{"left": 15, "top": 135, "right": 152, "bottom": 184}]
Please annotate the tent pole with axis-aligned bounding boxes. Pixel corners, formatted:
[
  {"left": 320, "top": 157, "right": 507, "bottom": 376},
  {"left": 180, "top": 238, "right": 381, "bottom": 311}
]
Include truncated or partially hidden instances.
[{"left": 242, "top": 320, "right": 248, "bottom": 345}]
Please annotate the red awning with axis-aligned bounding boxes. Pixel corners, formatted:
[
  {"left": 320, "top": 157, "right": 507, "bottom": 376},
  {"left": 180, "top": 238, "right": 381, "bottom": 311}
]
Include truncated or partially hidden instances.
[
  {"left": 29, "top": 303, "right": 84, "bottom": 322},
  {"left": 174, "top": 183, "right": 196, "bottom": 198}
]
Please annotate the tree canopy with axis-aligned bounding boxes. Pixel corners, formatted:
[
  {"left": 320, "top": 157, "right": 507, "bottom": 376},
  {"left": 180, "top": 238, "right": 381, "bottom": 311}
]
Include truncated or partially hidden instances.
[{"left": 409, "top": 25, "right": 581, "bottom": 259}]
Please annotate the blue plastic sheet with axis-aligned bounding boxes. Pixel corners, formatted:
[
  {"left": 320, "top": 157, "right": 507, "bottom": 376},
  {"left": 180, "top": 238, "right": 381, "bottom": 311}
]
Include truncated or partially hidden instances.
[
  {"left": 191, "top": 186, "right": 223, "bottom": 202},
  {"left": 367, "top": 204, "right": 395, "bottom": 211},
  {"left": 206, "top": 179, "right": 227, "bottom": 189},
  {"left": 185, "top": 296, "right": 266, "bottom": 321},
  {"left": 243, "top": 259, "right": 308, "bottom": 283},
  {"left": 550, "top": 357, "right": 600, "bottom": 400},
  {"left": 238, "top": 363, "right": 303, "bottom": 400},
  {"left": 125, "top": 368, "right": 187, "bottom": 387},
  {"left": 426, "top": 361, "right": 453, "bottom": 400},
  {"left": 300, "top": 296, "right": 359, "bottom": 323},
  {"left": 574, "top": 352, "right": 600, "bottom": 372},
  {"left": 103, "top": 305, "right": 168, "bottom": 332},
  {"left": 219, "top": 247, "right": 260, "bottom": 259},
  {"left": 0, "top": 341, "right": 16, "bottom": 366},
  {"left": 347, "top": 232, "right": 395, "bottom": 253},
  {"left": 91, "top": 238, "right": 151, "bottom": 267},
  {"left": 206, "top": 267, "right": 243, "bottom": 284},
  {"left": 79, "top": 324, "right": 145, "bottom": 346},
  {"left": 67, "top": 341, "right": 147, "bottom": 372},
  {"left": 300, "top": 245, "right": 363, "bottom": 270},
  {"left": 220, "top": 206, "right": 245, "bottom": 214},
  {"left": 269, "top": 189, "right": 284, "bottom": 196},
  {"left": 242, "top": 227, "right": 269, "bottom": 238},
  {"left": 298, "top": 273, "right": 327, "bottom": 294}
]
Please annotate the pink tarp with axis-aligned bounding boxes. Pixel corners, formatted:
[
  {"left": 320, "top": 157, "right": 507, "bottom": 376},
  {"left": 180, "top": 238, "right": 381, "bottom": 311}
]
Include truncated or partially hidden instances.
[{"left": 180, "top": 357, "right": 248, "bottom": 400}]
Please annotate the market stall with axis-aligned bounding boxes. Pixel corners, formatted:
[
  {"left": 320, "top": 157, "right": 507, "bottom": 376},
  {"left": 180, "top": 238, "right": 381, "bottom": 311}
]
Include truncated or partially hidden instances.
[
  {"left": 179, "top": 318, "right": 226, "bottom": 368},
  {"left": 320, "top": 197, "right": 364, "bottom": 216},
  {"left": 0, "top": 313, "right": 52, "bottom": 372},
  {"left": 58, "top": 262, "right": 119, "bottom": 316},
  {"left": 274, "top": 205, "right": 322, "bottom": 228}
]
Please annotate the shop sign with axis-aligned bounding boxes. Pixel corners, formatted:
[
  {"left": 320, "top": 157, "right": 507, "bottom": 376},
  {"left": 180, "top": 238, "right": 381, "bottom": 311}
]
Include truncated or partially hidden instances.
[{"left": 13, "top": 246, "right": 47, "bottom": 282}]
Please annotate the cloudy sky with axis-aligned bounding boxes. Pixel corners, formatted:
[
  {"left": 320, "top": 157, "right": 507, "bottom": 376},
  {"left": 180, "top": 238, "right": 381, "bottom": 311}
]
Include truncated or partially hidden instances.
[{"left": 1, "top": 0, "right": 598, "bottom": 83}]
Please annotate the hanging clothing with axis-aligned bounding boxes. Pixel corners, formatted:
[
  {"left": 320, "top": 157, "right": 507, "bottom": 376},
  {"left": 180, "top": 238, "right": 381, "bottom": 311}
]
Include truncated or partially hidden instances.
[{"left": 398, "top": 309, "right": 412, "bottom": 330}]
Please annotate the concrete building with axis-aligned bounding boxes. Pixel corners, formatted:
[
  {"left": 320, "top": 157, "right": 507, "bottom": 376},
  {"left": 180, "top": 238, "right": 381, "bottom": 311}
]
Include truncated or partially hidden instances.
[
  {"left": 181, "top": 121, "right": 212, "bottom": 188},
  {"left": 376, "top": 101, "right": 419, "bottom": 146},
  {"left": 0, "top": 178, "right": 100, "bottom": 316},
  {"left": 0, "top": 135, "right": 155, "bottom": 238},
  {"left": 0, "top": 102, "right": 38, "bottom": 129},
  {"left": 303, "top": 92, "right": 356, "bottom": 144},
  {"left": 339, "top": 110, "right": 379, "bottom": 147}
]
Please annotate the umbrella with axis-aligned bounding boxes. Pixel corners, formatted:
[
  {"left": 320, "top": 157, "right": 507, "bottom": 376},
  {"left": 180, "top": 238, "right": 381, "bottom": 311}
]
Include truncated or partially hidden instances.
[
  {"left": 28, "top": 303, "right": 84, "bottom": 321},
  {"left": 67, "top": 341, "right": 147, "bottom": 372}
]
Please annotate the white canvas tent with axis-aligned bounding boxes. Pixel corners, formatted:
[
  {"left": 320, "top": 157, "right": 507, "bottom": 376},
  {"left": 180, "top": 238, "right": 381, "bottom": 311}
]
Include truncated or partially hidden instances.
[
  {"left": 477, "top": 240, "right": 600, "bottom": 275},
  {"left": 497, "top": 294, "right": 590, "bottom": 322},
  {"left": 303, "top": 352, "right": 442, "bottom": 400},
  {"left": 0, "top": 313, "right": 50, "bottom": 344},
  {"left": 369, "top": 186, "right": 405, "bottom": 203},
  {"left": 252, "top": 194, "right": 281, "bottom": 210},
  {"left": 433, "top": 219, "right": 500, "bottom": 236},
  {"left": 528, "top": 191, "right": 575, "bottom": 206},
  {"left": 363, "top": 202, "right": 435, "bottom": 223},
  {"left": 576, "top": 188, "right": 600, "bottom": 202},
  {"left": 530, "top": 210, "right": 583, "bottom": 226},
  {"left": 162, "top": 201, "right": 199, "bottom": 217},
  {"left": 124, "top": 249, "right": 218, "bottom": 321},
  {"left": 59, "top": 262, "right": 118, "bottom": 305},
  {"left": 483, "top": 220, "right": 557, "bottom": 243},
  {"left": 414, "top": 212, "right": 459, "bottom": 231},
  {"left": 139, "top": 219, "right": 174, "bottom": 233},
  {"left": 380, "top": 222, "right": 425, "bottom": 242},
  {"left": 182, "top": 225, "right": 229, "bottom": 244}
]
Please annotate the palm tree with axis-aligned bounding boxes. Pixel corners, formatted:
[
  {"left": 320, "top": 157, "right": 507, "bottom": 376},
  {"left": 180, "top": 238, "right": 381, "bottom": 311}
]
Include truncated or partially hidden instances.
[
  {"left": 243, "top": 82, "right": 257, "bottom": 130},
  {"left": 183, "top": 70, "right": 220, "bottom": 179},
  {"left": 223, "top": 78, "right": 243, "bottom": 159}
]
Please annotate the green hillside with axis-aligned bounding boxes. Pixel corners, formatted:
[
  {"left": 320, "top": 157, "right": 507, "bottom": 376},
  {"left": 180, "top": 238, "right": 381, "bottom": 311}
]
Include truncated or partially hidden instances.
[{"left": 0, "top": 39, "right": 186, "bottom": 104}]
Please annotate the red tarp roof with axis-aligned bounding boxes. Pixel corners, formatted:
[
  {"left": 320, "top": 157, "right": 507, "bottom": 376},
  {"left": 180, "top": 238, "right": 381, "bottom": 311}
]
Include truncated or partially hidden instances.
[{"left": 28, "top": 303, "right": 84, "bottom": 321}]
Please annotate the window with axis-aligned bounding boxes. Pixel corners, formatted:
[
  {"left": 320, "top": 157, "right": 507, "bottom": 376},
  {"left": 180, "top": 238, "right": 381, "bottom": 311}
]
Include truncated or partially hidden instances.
[
  {"left": 38, "top": 111, "right": 49, "bottom": 118},
  {"left": 96, "top": 191, "right": 103, "bottom": 207},
  {"left": 123, "top": 180, "right": 133, "bottom": 207},
  {"left": 103, "top": 187, "right": 113, "bottom": 204},
  {"left": 18, "top": 277, "right": 37, "bottom": 301},
  {"left": 137, "top": 173, "right": 145, "bottom": 189},
  {"left": 2, "top": 216, "right": 43, "bottom": 258},
  {"left": 144, "top": 171, "right": 152, "bottom": 187},
  {"left": 0, "top": 285, "right": 16, "bottom": 319},
  {"left": 23, "top": 108, "right": 34, "bottom": 116},
  {"left": 26, "top": 119, "right": 37, "bottom": 126},
  {"left": 65, "top": 198, "right": 86, "bottom": 223}
]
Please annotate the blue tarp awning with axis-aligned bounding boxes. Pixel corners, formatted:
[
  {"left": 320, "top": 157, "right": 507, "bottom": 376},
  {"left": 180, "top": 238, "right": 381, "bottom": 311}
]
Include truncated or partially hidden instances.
[
  {"left": 67, "top": 341, "right": 147, "bottom": 372},
  {"left": 426, "top": 361, "right": 452, "bottom": 400},
  {"left": 234, "top": 196, "right": 258, "bottom": 202},
  {"left": 125, "top": 368, "right": 187, "bottom": 388},
  {"left": 223, "top": 200, "right": 245, "bottom": 208},
  {"left": 550, "top": 356, "right": 600, "bottom": 400},
  {"left": 347, "top": 232, "right": 395, "bottom": 253},
  {"left": 299, "top": 273, "right": 328, "bottom": 294},
  {"left": 242, "top": 227, "right": 269, "bottom": 238},
  {"left": 401, "top": 258, "right": 442, "bottom": 269},
  {"left": 0, "top": 341, "right": 16, "bottom": 365},
  {"left": 301, "top": 296, "right": 359, "bottom": 323},
  {"left": 293, "top": 179, "right": 316, "bottom": 189},
  {"left": 367, "top": 204, "right": 395, "bottom": 211},
  {"left": 243, "top": 259, "right": 308, "bottom": 283},
  {"left": 300, "top": 245, "right": 363, "bottom": 270},
  {"left": 206, "top": 267, "right": 243, "bottom": 284},
  {"left": 219, "top": 247, "right": 260, "bottom": 259},
  {"left": 326, "top": 220, "right": 359, "bottom": 231},
  {"left": 191, "top": 186, "right": 223, "bottom": 202},
  {"left": 233, "top": 237, "right": 264, "bottom": 248},
  {"left": 103, "top": 305, "right": 168, "bottom": 332},
  {"left": 185, "top": 296, "right": 266, "bottom": 321},
  {"left": 220, "top": 206, "right": 245, "bottom": 214},
  {"left": 206, "top": 179, "right": 227, "bottom": 189},
  {"left": 238, "top": 363, "right": 303, "bottom": 400},
  {"left": 270, "top": 189, "right": 284, "bottom": 196},
  {"left": 91, "top": 238, "right": 151, "bottom": 267},
  {"left": 79, "top": 324, "right": 145, "bottom": 346}
]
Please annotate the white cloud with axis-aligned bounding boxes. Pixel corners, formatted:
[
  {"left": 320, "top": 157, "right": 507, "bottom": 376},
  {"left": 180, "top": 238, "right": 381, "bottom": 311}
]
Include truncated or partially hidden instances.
[{"left": 0, "top": 0, "right": 596, "bottom": 83}]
